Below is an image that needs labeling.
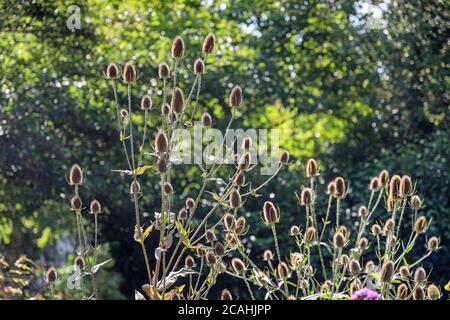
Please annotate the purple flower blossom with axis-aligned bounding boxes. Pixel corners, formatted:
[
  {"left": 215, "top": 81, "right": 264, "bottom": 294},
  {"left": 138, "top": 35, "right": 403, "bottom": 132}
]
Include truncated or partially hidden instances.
[{"left": 351, "top": 287, "right": 380, "bottom": 300}]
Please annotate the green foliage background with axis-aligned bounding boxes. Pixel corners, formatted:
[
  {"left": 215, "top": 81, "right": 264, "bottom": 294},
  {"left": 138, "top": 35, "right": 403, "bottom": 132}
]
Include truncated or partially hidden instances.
[{"left": 0, "top": 0, "right": 448, "bottom": 299}]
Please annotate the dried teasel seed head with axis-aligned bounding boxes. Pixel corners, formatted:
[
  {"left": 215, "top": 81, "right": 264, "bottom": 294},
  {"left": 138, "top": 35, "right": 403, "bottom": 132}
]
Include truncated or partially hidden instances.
[
  {"left": 74, "top": 255, "right": 85, "bottom": 269},
  {"left": 358, "top": 205, "right": 368, "bottom": 218},
  {"left": 202, "top": 33, "right": 215, "bottom": 54},
  {"left": 337, "top": 225, "right": 348, "bottom": 237},
  {"left": 386, "top": 195, "right": 396, "bottom": 212},
  {"left": 178, "top": 208, "right": 188, "bottom": 220},
  {"left": 398, "top": 266, "right": 410, "bottom": 279},
  {"left": 287, "top": 295, "right": 296, "bottom": 300},
  {"left": 238, "top": 153, "right": 251, "bottom": 171},
  {"left": 163, "top": 182, "right": 173, "bottom": 195},
  {"left": 157, "top": 158, "right": 168, "bottom": 174},
  {"left": 205, "top": 229, "right": 216, "bottom": 243},
  {"left": 158, "top": 62, "right": 170, "bottom": 79},
  {"left": 223, "top": 213, "right": 235, "bottom": 231},
  {"left": 400, "top": 175, "right": 413, "bottom": 198},
  {"left": 130, "top": 180, "right": 141, "bottom": 194},
  {"left": 89, "top": 199, "right": 101, "bottom": 214},
  {"left": 185, "top": 255, "right": 195, "bottom": 269},
  {"left": 234, "top": 171, "right": 245, "bottom": 186},
  {"left": 333, "top": 232, "right": 345, "bottom": 249},
  {"left": 171, "top": 36, "right": 185, "bottom": 59},
  {"left": 161, "top": 103, "right": 171, "bottom": 115},
  {"left": 304, "top": 227, "right": 316, "bottom": 244},
  {"left": 171, "top": 87, "right": 185, "bottom": 114},
  {"left": 339, "top": 254, "right": 350, "bottom": 266},
  {"left": 413, "top": 286, "right": 425, "bottom": 300},
  {"left": 389, "top": 174, "right": 401, "bottom": 200},
  {"left": 220, "top": 288, "right": 232, "bottom": 300},
  {"left": 279, "top": 149, "right": 290, "bottom": 165},
  {"left": 349, "top": 259, "right": 361, "bottom": 276},
  {"left": 334, "top": 177, "right": 346, "bottom": 198},
  {"left": 196, "top": 247, "right": 206, "bottom": 258},
  {"left": 235, "top": 216, "right": 246, "bottom": 234},
  {"left": 326, "top": 181, "right": 336, "bottom": 195},
  {"left": 69, "top": 164, "right": 83, "bottom": 186},
  {"left": 225, "top": 232, "right": 238, "bottom": 247},
  {"left": 379, "top": 169, "right": 389, "bottom": 187},
  {"left": 242, "top": 137, "right": 252, "bottom": 150},
  {"left": 277, "top": 262, "right": 290, "bottom": 279},
  {"left": 263, "top": 201, "right": 279, "bottom": 225},
  {"left": 410, "top": 195, "right": 422, "bottom": 210},
  {"left": 263, "top": 249, "right": 274, "bottom": 261},
  {"left": 231, "top": 257, "right": 246, "bottom": 274},
  {"left": 106, "top": 63, "right": 120, "bottom": 79},
  {"left": 229, "top": 189, "right": 241, "bottom": 208},
  {"left": 120, "top": 109, "right": 129, "bottom": 117},
  {"left": 193, "top": 58, "right": 205, "bottom": 74},
  {"left": 46, "top": 267, "right": 58, "bottom": 283},
  {"left": 365, "top": 260, "right": 375, "bottom": 273},
  {"left": 396, "top": 284, "right": 408, "bottom": 300},
  {"left": 383, "top": 218, "right": 395, "bottom": 236},
  {"left": 371, "top": 224, "right": 382, "bottom": 236},
  {"left": 201, "top": 112, "right": 212, "bottom": 127},
  {"left": 427, "top": 236, "right": 439, "bottom": 251},
  {"left": 414, "top": 267, "right": 427, "bottom": 284},
  {"left": 214, "top": 241, "right": 225, "bottom": 257},
  {"left": 289, "top": 225, "right": 300, "bottom": 236},
  {"left": 185, "top": 197, "right": 195, "bottom": 209},
  {"left": 140, "top": 95, "right": 152, "bottom": 110},
  {"left": 306, "top": 158, "right": 318, "bottom": 177},
  {"left": 155, "top": 130, "right": 169, "bottom": 154},
  {"left": 357, "top": 237, "right": 368, "bottom": 251},
  {"left": 427, "top": 284, "right": 440, "bottom": 300},
  {"left": 369, "top": 177, "right": 381, "bottom": 191},
  {"left": 414, "top": 216, "right": 427, "bottom": 234},
  {"left": 300, "top": 188, "right": 314, "bottom": 206},
  {"left": 380, "top": 260, "right": 394, "bottom": 282},
  {"left": 70, "top": 196, "right": 82, "bottom": 211},
  {"left": 229, "top": 85, "right": 243, "bottom": 107},
  {"left": 123, "top": 62, "right": 137, "bottom": 83},
  {"left": 205, "top": 251, "right": 217, "bottom": 265}
]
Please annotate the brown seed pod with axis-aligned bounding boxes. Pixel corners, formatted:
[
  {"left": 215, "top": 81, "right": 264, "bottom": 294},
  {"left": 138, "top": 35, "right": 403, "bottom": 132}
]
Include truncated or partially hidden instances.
[
  {"left": 383, "top": 218, "right": 395, "bottom": 236},
  {"left": 171, "top": 87, "right": 185, "bottom": 114},
  {"left": 229, "top": 85, "right": 243, "bottom": 107},
  {"left": 379, "top": 169, "right": 389, "bottom": 187},
  {"left": 130, "top": 180, "right": 141, "bottom": 194},
  {"left": 231, "top": 257, "right": 246, "bottom": 274},
  {"left": 400, "top": 175, "right": 413, "bottom": 198},
  {"left": 279, "top": 150, "right": 290, "bottom": 165},
  {"left": 380, "top": 260, "right": 394, "bottom": 282},
  {"left": 70, "top": 196, "right": 82, "bottom": 211},
  {"left": 205, "top": 251, "right": 217, "bottom": 265},
  {"left": 223, "top": 213, "right": 235, "bottom": 230},
  {"left": 337, "top": 225, "right": 348, "bottom": 237},
  {"left": 171, "top": 36, "right": 185, "bottom": 59},
  {"left": 277, "top": 262, "right": 290, "bottom": 279},
  {"left": 157, "top": 158, "right": 168, "bottom": 174},
  {"left": 414, "top": 216, "right": 427, "bottom": 234},
  {"left": 201, "top": 112, "right": 212, "bottom": 126},
  {"left": 196, "top": 246, "right": 206, "bottom": 258},
  {"left": 155, "top": 130, "right": 169, "bottom": 154},
  {"left": 358, "top": 205, "right": 368, "bottom": 218},
  {"left": 74, "top": 255, "right": 85, "bottom": 269},
  {"left": 163, "top": 182, "right": 173, "bottom": 195},
  {"left": 263, "top": 249, "right": 274, "bottom": 261},
  {"left": 69, "top": 164, "right": 83, "bottom": 186},
  {"left": 339, "top": 254, "right": 349, "bottom": 266},
  {"left": 369, "top": 177, "right": 380, "bottom": 191},
  {"left": 89, "top": 199, "right": 101, "bottom": 214},
  {"left": 357, "top": 237, "right": 368, "bottom": 251},
  {"left": 161, "top": 103, "right": 171, "bottom": 115},
  {"left": 140, "top": 95, "right": 152, "bottom": 110},
  {"left": 202, "top": 33, "right": 216, "bottom": 54},
  {"left": 205, "top": 229, "right": 216, "bottom": 243},
  {"left": 349, "top": 259, "right": 361, "bottom": 276},
  {"left": 46, "top": 267, "right": 58, "bottom": 283},
  {"left": 214, "top": 241, "right": 225, "bottom": 257},
  {"left": 300, "top": 188, "right": 314, "bottom": 206},
  {"left": 371, "top": 224, "right": 382, "bottom": 236},
  {"left": 238, "top": 153, "right": 251, "bottom": 171},
  {"left": 389, "top": 175, "right": 401, "bottom": 200},
  {"left": 229, "top": 189, "right": 241, "bottom": 208},
  {"left": 185, "top": 197, "right": 195, "bottom": 209},
  {"left": 333, "top": 232, "right": 345, "bottom": 249},
  {"left": 193, "top": 58, "right": 205, "bottom": 74},
  {"left": 413, "top": 286, "right": 425, "bottom": 300},
  {"left": 334, "top": 177, "right": 346, "bottom": 198},
  {"left": 304, "top": 227, "right": 316, "bottom": 244},
  {"left": 396, "top": 284, "right": 408, "bottom": 300},
  {"left": 106, "top": 63, "right": 120, "bottom": 79},
  {"left": 306, "top": 159, "right": 318, "bottom": 177},
  {"left": 123, "top": 62, "right": 137, "bottom": 83},
  {"left": 414, "top": 267, "right": 427, "bottom": 284},
  {"left": 225, "top": 232, "right": 238, "bottom": 247},
  {"left": 263, "top": 201, "right": 279, "bottom": 225},
  {"left": 365, "top": 260, "right": 375, "bottom": 273},
  {"left": 410, "top": 195, "right": 422, "bottom": 210},
  {"left": 120, "top": 109, "right": 129, "bottom": 117},
  {"left": 234, "top": 171, "right": 245, "bottom": 186},
  {"left": 427, "top": 284, "right": 440, "bottom": 300},
  {"left": 234, "top": 216, "right": 246, "bottom": 234},
  {"left": 326, "top": 181, "right": 336, "bottom": 195},
  {"left": 242, "top": 137, "right": 252, "bottom": 150},
  {"left": 158, "top": 62, "right": 170, "bottom": 79},
  {"left": 427, "top": 236, "right": 439, "bottom": 251},
  {"left": 399, "top": 265, "right": 410, "bottom": 278},
  {"left": 178, "top": 208, "right": 188, "bottom": 220},
  {"left": 220, "top": 288, "right": 232, "bottom": 300},
  {"left": 386, "top": 195, "right": 396, "bottom": 212},
  {"left": 289, "top": 225, "right": 300, "bottom": 236}
]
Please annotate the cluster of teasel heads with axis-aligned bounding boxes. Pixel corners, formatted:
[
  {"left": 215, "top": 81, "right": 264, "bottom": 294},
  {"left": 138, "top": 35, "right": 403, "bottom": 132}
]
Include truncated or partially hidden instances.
[{"left": 50, "top": 33, "right": 441, "bottom": 300}]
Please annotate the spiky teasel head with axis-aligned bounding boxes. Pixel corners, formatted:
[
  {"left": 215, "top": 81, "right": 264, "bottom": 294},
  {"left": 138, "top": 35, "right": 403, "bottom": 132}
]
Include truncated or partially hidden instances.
[
  {"left": 74, "top": 255, "right": 85, "bottom": 269},
  {"left": 69, "top": 164, "right": 83, "bottom": 186},
  {"left": 171, "top": 36, "right": 185, "bottom": 59},
  {"left": 178, "top": 208, "right": 188, "bottom": 220},
  {"left": 399, "top": 175, "right": 413, "bottom": 198},
  {"left": 349, "top": 259, "right": 361, "bottom": 276},
  {"left": 410, "top": 195, "right": 422, "bottom": 210},
  {"left": 399, "top": 265, "right": 410, "bottom": 278},
  {"left": 229, "top": 189, "right": 241, "bottom": 208},
  {"left": 306, "top": 158, "right": 319, "bottom": 177},
  {"left": 358, "top": 205, "right": 368, "bottom": 218},
  {"left": 279, "top": 149, "right": 290, "bottom": 165},
  {"left": 223, "top": 213, "right": 235, "bottom": 231},
  {"left": 300, "top": 188, "right": 314, "bottom": 206},
  {"left": 263, "top": 249, "right": 274, "bottom": 261},
  {"left": 155, "top": 130, "right": 169, "bottom": 154},
  {"left": 185, "top": 197, "right": 195, "bottom": 210},
  {"left": 371, "top": 224, "right": 382, "bottom": 236},
  {"left": 193, "top": 58, "right": 205, "bottom": 74},
  {"left": 171, "top": 87, "right": 185, "bottom": 114},
  {"left": 427, "top": 236, "right": 439, "bottom": 251},
  {"left": 369, "top": 177, "right": 381, "bottom": 191},
  {"left": 380, "top": 260, "right": 394, "bottom": 282},
  {"left": 333, "top": 231, "right": 345, "bottom": 249},
  {"left": 389, "top": 174, "right": 401, "bottom": 200},
  {"left": 289, "top": 225, "right": 300, "bottom": 236},
  {"left": 120, "top": 109, "right": 129, "bottom": 117},
  {"left": 229, "top": 85, "right": 243, "bottom": 107},
  {"left": 161, "top": 103, "right": 171, "bottom": 116},
  {"left": 106, "top": 63, "right": 120, "bottom": 79},
  {"left": 158, "top": 62, "right": 170, "bottom": 79},
  {"left": 414, "top": 267, "right": 427, "bottom": 284},
  {"left": 205, "top": 251, "right": 217, "bottom": 265},
  {"left": 231, "top": 257, "right": 246, "bottom": 274},
  {"left": 365, "top": 260, "right": 375, "bottom": 273},
  {"left": 326, "top": 181, "right": 336, "bottom": 195},
  {"left": 333, "top": 177, "right": 346, "bottom": 199},
  {"left": 386, "top": 195, "right": 396, "bottom": 212},
  {"left": 304, "top": 227, "right": 316, "bottom": 244},
  {"left": 396, "top": 284, "right": 408, "bottom": 300},
  {"left": 337, "top": 225, "right": 349, "bottom": 238},
  {"left": 234, "top": 171, "right": 245, "bottom": 186},
  {"left": 205, "top": 229, "right": 216, "bottom": 243},
  {"left": 140, "top": 95, "right": 152, "bottom": 110},
  {"left": 379, "top": 169, "right": 389, "bottom": 187},
  {"left": 413, "top": 286, "right": 425, "bottom": 300},
  {"left": 357, "top": 237, "right": 368, "bottom": 251},
  {"left": 70, "top": 195, "right": 82, "bottom": 211},
  {"left": 163, "top": 182, "right": 173, "bottom": 195},
  {"left": 157, "top": 158, "right": 167, "bottom": 174},
  {"left": 196, "top": 246, "right": 206, "bottom": 258},
  {"left": 242, "top": 137, "right": 252, "bottom": 150},
  {"left": 238, "top": 153, "right": 251, "bottom": 171},
  {"left": 130, "top": 180, "right": 141, "bottom": 194},
  {"left": 214, "top": 241, "right": 225, "bottom": 257},
  {"left": 427, "top": 284, "right": 440, "bottom": 300},
  {"left": 383, "top": 218, "right": 395, "bottom": 236},
  {"left": 225, "top": 232, "right": 239, "bottom": 248},
  {"left": 201, "top": 112, "right": 212, "bottom": 127},
  {"left": 89, "top": 199, "right": 102, "bottom": 214},
  {"left": 123, "top": 62, "right": 137, "bottom": 83},
  {"left": 414, "top": 216, "right": 427, "bottom": 234},
  {"left": 45, "top": 267, "right": 58, "bottom": 283},
  {"left": 262, "top": 201, "right": 279, "bottom": 225},
  {"left": 202, "top": 33, "right": 215, "bottom": 54},
  {"left": 234, "top": 216, "right": 247, "bottom": 235},
  {"left": 339, "top": 254, "right": 349, "bottom": 267},
  {"left": 220, "top": 288, "right": 232, "bottom": 300},
  {"left": 277, "top": 262, "right": 290, "bottom": 279}
]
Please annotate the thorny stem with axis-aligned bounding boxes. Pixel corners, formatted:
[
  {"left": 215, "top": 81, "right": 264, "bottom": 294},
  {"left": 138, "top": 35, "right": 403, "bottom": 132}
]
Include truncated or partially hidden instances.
[
  {"left": 271, "top": 224, "right": 288, "bottom": 296},
  {"left": 243, "top": 277, "right": 256, "bottom": 300},
  {"left": 336, "top": 198, "right": 341, "bottom": 228},
  {"left": 319, "top": 195, "right": 333, "bottom": 242}
]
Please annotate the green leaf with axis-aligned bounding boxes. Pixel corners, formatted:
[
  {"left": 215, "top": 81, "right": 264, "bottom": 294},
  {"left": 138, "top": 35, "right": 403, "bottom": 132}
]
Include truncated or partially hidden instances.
[
  {"left": 132, "top": 166, "right": 152, "bottom": 175},
  {"left": 175, "top": 220, "right": 190, "bottom": 246},
  {"left": 120, "top": 131, "right": 124, "bottom": 141},
  {"left": 142, "top": 225, "right": 153, "bottom": 241}
]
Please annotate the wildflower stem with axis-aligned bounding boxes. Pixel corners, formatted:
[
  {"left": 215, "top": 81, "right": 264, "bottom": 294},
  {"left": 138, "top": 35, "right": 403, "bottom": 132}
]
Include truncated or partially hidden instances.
[{"left": 243, "top": 277, "right": 256, "bottom": 300}]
